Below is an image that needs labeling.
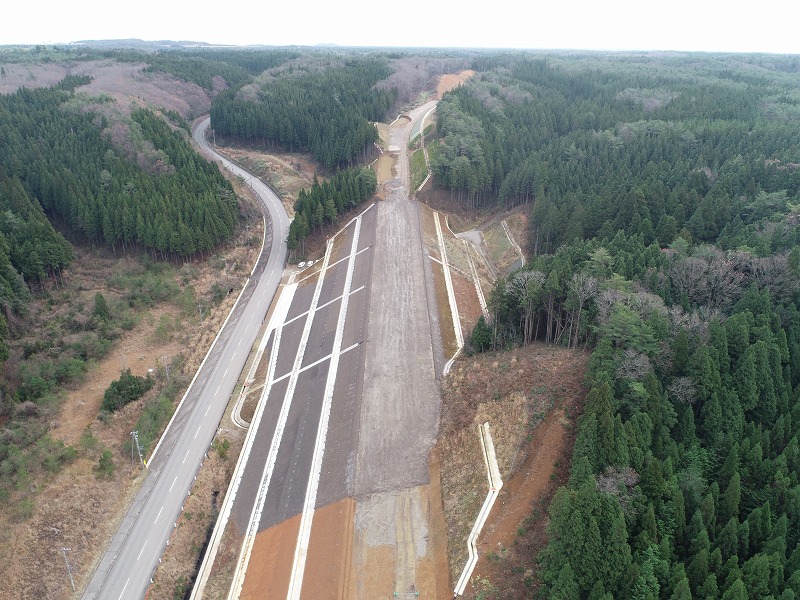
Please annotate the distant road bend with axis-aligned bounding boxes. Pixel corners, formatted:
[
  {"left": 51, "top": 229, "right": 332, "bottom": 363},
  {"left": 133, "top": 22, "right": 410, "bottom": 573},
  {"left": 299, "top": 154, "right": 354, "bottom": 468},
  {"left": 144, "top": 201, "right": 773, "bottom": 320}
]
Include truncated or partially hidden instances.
[{"left": 81, "top": 117, "right": 290, "bottom": 600}]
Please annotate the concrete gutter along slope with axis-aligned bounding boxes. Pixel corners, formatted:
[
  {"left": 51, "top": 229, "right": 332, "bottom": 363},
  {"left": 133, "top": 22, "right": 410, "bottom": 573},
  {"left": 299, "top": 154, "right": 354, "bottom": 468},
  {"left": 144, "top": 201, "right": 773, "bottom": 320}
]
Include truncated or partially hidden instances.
[{"left": 80, "top": 117, "right": 289, "bottom": 600}]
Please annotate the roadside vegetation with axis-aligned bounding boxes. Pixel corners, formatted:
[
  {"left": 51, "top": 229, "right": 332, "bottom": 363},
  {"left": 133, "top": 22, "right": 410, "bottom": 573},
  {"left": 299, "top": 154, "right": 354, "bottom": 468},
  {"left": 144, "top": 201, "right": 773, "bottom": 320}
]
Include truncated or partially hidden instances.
[
  {"left": 410, "top": 147, "right": 428, "bottom": 191},
  {"left": 286, "top": 168, "right": 377, "bottom": 256},
  {"left": 438, "top": 54, "right": 800, "bottom": 599}
]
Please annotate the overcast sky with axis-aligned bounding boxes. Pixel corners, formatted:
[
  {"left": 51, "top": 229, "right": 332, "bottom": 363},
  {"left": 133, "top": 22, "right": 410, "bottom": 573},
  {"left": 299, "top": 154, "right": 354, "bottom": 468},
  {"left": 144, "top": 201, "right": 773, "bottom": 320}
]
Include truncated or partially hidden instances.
[{"left": 5, "top": 0, "right": 800, "bottom": 54}]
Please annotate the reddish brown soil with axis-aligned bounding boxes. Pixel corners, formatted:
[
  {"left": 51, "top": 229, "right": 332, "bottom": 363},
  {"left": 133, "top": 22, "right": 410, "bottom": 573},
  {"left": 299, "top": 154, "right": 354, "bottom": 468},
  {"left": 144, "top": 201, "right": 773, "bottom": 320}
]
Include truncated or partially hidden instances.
[
  {"left": 0, "top": 189, "right": 262, "bottom": 599},
  {"left": 471, "top": 400, "right": 572, "bottom": 581},
  {"left": 439, "top": 344, "right": 588, "bottom": 598},
  {"left": 51, "top": 305, "right": 185, "bottom": 446},
  {"left": 428, "top": 451, "right": 457, "bottom": 599},
  {"left": 436, "top": 71, "right": 476, "bottom": 99},
  {"left": 361, "top": 545, "right": 395, "bottom": 598},
  {"left": 451, "top": 271, "right": 483, "bottom": 338},
  {"left": 304, "top": 499, "right": 356, "bottom": 599},
  {"left": 240, "top": 515, "right": 301, "bottom": 599}
]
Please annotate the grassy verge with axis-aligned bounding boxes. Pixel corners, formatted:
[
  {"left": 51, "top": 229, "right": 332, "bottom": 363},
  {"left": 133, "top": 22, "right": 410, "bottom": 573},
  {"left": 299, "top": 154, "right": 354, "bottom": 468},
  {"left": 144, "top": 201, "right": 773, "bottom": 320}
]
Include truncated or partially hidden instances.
[{"left": 410, "top": 148, "right": 428, "bottom": 191}]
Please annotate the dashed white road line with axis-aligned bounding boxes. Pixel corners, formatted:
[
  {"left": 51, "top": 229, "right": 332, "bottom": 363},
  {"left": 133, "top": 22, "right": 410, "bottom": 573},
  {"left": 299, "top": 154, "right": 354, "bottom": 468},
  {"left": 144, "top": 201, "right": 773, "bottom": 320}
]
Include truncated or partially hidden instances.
[
  {"left": 195, "top": 425, "right": 202, "bottom": 439},
  {"left": 170, "top": 476, "right": 178, "bottom": 491},
  {"left": 118, "top": 578, "right": 130, "bottom": 600},
  {"left": 154, "top": 506, "right": 164, "bottom": 524},
  {"left": 137, "top": 540, "right": 148, "bottom": 561},
  {"left": 183, "top": 450, "right": 190, "bottom": 464}
]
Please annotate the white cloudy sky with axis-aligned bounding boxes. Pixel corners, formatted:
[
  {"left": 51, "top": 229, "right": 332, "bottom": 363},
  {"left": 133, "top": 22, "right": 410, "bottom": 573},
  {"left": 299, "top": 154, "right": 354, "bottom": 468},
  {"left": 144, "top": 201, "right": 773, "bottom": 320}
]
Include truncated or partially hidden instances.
[{"left": 6, "top": 0, "right": 800, "bottom": 54}]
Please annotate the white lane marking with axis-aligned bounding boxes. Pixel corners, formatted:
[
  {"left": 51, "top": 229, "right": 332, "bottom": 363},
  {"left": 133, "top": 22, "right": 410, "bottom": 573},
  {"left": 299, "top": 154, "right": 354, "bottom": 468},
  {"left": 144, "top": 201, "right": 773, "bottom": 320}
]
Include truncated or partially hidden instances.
[
  {"left": 228, "top": 236, "right": 335, "bottom": 600},
  {"left": 154, "top": 506, "right": 164, "bottom": 524},
  {"left": 224, "top": 367, "right": 229, "bottom": 377},
  {"left": 200, "top": 293, "right": 290, "bottom": 598},
  {"left": 215, "top": 385, "right": 220, "bottom": 395},
  {"left": 170, "top": 475, "right": 178, "bottom": 491},
  {"left": 205, "top": 404, "right": 211, "bottom": 417},
  {"left": 288, "top": 214, "right": 363, "bottom": 600},
  {"left": 270, "top": 343, "right": 360, "bottom": 385},
  {"left": 195, "top": 425, "right": 202, "bottom": 439},
  {"left": 118, "top": 578, "right": 130, "bottom": 600},
  {"left": 137, "top": 540, "right": 148, "bottom": 561},
  {"left": 183, "top": 450, "right": 190, "bottom": 464},
  {"left": 283, "top": 285, "right": 367, "bottom": 327}
]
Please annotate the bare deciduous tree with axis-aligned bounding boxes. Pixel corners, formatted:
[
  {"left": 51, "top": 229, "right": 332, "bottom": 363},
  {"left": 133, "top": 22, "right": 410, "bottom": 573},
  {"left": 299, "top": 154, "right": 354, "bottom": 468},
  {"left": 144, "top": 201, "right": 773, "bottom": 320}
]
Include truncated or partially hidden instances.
[
  {"left": 510, "top": 270, "right": 545, "bottom": 344},
  {"left": 667, "top": 376, "right": 697, "bottom": 405},
  {"left": 617, "top": 349, "right": 652, "bottom": 381},
  {"left": 567, "top": 273, "right": 598, "bottom": 348}
]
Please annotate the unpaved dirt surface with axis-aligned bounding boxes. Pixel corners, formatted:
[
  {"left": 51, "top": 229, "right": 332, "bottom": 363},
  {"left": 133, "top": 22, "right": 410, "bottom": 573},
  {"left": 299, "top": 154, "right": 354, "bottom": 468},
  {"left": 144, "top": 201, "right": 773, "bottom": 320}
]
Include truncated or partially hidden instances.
[
  {"left": 436, "top": 70, "right": 476, "bottom": 99},
  {"left": 303, "top": 498, "right": 357, "bottom": 598},
  {"left": 438, "top": 344, "right": 588, "bottom": 597},
  {"left": 355, "top": 198, "right": 439, "bottom": 496},
  {"left": 348, "top": 101, "right": 450, "bottom": 599},
  {"left": 50, "top": 305, "right": 185, "bottom": 447},
  {"left": 418, "top": 203, "right": 493, "bottom": 356},
  {"left": 0, "top": 196, "right": 262, "bottom": 600},
  {"left": 211, "top": 146, "right": 318, "bottom": 219},
  {"left": 241, "top": 515, "right": 300, "bottom": 599}
]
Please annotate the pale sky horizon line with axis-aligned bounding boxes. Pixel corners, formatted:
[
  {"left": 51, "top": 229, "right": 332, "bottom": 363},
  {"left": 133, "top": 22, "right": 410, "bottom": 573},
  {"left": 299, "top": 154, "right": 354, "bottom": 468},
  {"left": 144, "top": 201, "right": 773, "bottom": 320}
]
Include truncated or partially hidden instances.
[{"left": 7, "top": 0, "right": 800, "bottom": 55}]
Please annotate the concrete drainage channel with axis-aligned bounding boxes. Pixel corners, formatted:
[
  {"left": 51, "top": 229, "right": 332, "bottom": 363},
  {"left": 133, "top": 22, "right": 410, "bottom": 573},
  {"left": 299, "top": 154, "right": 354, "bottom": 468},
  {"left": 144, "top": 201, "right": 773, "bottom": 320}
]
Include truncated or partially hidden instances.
[{"left": 453, "top": 422, "right": 503, "bottom": 597}]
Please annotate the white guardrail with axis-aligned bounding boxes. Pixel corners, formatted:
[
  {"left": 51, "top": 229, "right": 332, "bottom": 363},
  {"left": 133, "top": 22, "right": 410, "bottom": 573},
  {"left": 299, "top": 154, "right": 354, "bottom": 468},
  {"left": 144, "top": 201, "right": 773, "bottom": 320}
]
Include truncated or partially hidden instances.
[{"left": 453, "top": 422, "right": 503, "bottom": 597}]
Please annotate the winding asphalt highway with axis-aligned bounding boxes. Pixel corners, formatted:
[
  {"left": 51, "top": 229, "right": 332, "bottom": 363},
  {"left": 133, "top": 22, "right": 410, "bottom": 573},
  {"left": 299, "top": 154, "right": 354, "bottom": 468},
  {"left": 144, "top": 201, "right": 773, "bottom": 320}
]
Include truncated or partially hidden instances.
[{"left": 80, "top": 117, "right": 290, "bottom": 600}]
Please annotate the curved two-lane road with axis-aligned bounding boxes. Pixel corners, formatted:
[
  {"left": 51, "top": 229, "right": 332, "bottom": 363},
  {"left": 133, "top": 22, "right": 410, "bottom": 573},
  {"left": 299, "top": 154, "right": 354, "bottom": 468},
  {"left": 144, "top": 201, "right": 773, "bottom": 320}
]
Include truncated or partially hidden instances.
[{"left": 81, "top": 117, "right": 290, "bottom": 600}]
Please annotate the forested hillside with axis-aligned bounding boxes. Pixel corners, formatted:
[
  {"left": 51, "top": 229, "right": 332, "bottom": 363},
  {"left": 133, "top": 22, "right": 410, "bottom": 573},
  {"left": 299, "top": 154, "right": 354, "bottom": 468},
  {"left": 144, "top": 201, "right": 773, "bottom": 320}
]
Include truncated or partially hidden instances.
[
  {"left": 0, "top": 76, "right": 238, "bottom": 422},
  {"left": 456, "top": 55, "right": 800, "bottom": 599},
  {"left": 0, "top": 83, "right": 238, "bottom": 261},
  {"left": 287, "top": 168, "right": 377, "bottom": 253},
  {"left": 210, "top": 57, "right": 397, "bottom": 169},
  {"left": 109, "top": 48, "right": 301, "bottom": 90}
]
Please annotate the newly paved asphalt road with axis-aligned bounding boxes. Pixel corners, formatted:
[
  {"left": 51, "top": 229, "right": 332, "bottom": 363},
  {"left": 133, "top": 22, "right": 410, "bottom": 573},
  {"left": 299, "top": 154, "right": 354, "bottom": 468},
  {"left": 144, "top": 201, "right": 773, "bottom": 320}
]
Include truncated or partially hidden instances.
[
  {"left": 213, "top": 101, "right": 442, "bottom": 599},
  {"left": 80, "top": 117, "right": 290, "bottom": 600},
  {"left": 220, "top": 206, "right": 376, "bottom": 597}
]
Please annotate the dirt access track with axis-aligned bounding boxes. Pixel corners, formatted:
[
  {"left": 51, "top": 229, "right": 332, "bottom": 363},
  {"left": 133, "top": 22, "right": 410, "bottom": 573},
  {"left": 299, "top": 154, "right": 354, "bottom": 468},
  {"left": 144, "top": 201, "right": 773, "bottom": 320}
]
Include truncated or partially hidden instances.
[{"left": 195, "top": 95, "right": 452, "bottom": 599}]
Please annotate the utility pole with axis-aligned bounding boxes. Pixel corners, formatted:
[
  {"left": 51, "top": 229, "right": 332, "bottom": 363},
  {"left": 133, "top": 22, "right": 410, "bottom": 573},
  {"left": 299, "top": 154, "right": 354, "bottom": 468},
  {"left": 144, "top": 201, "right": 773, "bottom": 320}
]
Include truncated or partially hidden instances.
[
  {"left": 161, "top": 355, "right": 171, "bottom": 381},
  {"left": 61, "top": 547, "right": 75, "bottom": 592},
  {"left": 131, "top": 431, "right": 144, "bottom": 468}
]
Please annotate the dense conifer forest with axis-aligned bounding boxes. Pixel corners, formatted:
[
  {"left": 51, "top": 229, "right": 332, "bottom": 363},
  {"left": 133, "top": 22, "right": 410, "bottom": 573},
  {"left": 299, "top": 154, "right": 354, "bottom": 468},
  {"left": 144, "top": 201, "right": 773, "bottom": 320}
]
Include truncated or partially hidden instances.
[
  {"left": 210, "top": 57, "right": 397, "bottom": 169},
  {"left": 286, "top": 168, "right": 377, "bottom": 253},
  {"left": 2, "top": 45, "right": 800, "bottom": 597},
  {"left": 111, "top": 48, "right": 301, "bottom": 90},
  {"left": 457, "top": 55, "right": 800, "bottom": 599}
]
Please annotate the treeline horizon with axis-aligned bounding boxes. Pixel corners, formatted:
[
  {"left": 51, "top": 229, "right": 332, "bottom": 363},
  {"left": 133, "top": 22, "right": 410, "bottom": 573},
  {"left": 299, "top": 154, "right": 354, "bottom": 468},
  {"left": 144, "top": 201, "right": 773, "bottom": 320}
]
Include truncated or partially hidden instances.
[{"left": 459, "top": 54, "right": 800, "bottom": 599}]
